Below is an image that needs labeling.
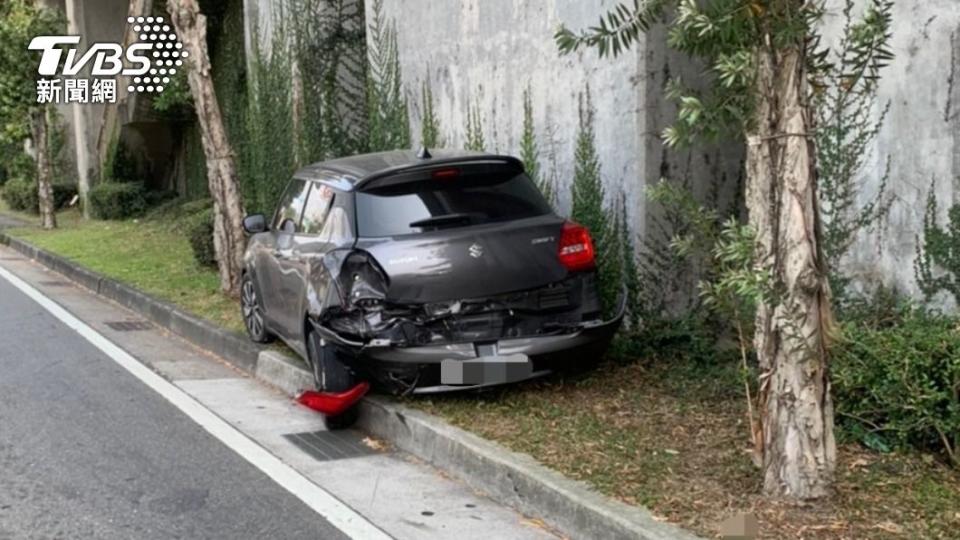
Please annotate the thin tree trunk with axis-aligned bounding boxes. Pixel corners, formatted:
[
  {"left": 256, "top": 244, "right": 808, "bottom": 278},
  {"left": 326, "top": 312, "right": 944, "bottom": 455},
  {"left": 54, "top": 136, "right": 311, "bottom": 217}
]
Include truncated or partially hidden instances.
[
  {"left": 30, "top": 107, "right": 57, "bottom": 230},
  {"left": 746, "top": 43, "right": 836, "bottom": 499},
  {"left": 167, "top": 0, "right": 246, "bottom": 297}
]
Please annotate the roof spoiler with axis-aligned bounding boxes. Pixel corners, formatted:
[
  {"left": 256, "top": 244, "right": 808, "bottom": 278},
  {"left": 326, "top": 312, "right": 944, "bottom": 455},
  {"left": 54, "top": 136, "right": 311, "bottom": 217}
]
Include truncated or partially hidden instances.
[{"left": 354, "top": 155, "right": 525, "bottom": 192}]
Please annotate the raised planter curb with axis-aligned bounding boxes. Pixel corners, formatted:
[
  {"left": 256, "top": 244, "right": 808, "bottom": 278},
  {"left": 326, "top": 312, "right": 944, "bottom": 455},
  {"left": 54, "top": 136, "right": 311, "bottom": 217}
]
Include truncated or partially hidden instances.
[
  {"left": 0, "top": 233, "right": 262, "bottom": 371},
  {"left": 0, "top": 229, "right": 701, "bottom": 540},
  {"left": 357, "top": 397, "right": 701, "bottom": 540}
]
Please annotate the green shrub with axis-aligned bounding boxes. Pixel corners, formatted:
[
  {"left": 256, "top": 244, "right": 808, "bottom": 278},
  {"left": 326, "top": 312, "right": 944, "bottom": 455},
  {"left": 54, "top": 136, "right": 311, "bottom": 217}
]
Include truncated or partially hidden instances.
[
  {"left": 1, "top": 178, "right": 35, "bottom": 211},
  {"left": 571, "top": 87, "right": 622, "bottom": 318},
  {"left": 832, "top": 305, "right": 960, "bottom": 465},
  {"left": 88, "top": 182, "right": 147, "bottom": 220},
  {"left": 143, "top": 196, "right": 212, "bottom": 224},
  {"left": 0, "top": 178, "right": 77, "bottom": 213},
  {"left": 143, "top": 189, "right": 178, "bottom": 208},
  {"left": 101, "top": 136, "right": 137, "bottom": 184},
  {"left": 187, "top": 208, "right": 217, "bottom": 268}
]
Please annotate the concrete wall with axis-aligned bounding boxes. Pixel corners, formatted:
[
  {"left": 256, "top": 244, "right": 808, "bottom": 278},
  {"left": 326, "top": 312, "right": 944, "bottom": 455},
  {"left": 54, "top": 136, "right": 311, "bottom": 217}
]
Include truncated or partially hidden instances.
[
  {"left": 379, "top": 0, "right": 959, "bottom": 305},
  {"left": 41, "top": 0, "right": 135, "bottom": 201},
  {"left": 370, "top": 0, "right": 742, "bottom": 245},
  {"left": 821, "top": 1, "right": 960, "bottom": 304}
]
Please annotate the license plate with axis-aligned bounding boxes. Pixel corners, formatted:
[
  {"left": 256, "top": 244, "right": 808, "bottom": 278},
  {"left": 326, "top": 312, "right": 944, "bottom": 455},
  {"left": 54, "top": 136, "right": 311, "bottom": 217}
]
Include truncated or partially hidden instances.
[{"left": 440, "top": 354, "right": 533, "bottom": 386}]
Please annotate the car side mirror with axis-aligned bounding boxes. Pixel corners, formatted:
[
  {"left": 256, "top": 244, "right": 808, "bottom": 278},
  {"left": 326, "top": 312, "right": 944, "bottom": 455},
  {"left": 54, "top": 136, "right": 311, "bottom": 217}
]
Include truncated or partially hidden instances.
[{"left": 243, "top": 214, "right": 267, "bottom": 234}]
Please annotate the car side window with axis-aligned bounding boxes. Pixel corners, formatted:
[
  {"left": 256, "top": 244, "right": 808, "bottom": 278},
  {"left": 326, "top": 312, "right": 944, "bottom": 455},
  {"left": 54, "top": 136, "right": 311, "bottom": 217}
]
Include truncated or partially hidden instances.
[
  {"left": 272, "top": 179, "right": 310, "bottom": 233},
  {"left": 317, "top": 206, "right": 352, "bottom": 245},
  {"left": 300, "top": 184, "right": 335, "bottom": 235}
]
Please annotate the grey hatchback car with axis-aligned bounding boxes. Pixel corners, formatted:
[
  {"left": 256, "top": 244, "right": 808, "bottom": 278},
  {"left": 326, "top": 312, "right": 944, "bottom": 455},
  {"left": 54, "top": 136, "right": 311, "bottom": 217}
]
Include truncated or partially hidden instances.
[{"left": 241, "top": 149, "right": 622, "bottom": 426}]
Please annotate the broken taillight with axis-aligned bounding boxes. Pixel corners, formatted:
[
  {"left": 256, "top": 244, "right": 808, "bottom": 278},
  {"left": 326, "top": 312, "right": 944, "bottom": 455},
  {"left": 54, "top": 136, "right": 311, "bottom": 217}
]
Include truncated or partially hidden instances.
[
  {"left": 297, "top": 381, "right": 370, "bottom": 417},
  {"left": 558, "top": 221, "right": 596, "bottom": 272}
]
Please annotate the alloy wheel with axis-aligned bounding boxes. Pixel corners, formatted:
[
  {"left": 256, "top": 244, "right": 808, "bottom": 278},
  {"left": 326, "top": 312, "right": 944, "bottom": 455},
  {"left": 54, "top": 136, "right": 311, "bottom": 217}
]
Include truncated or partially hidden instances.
[{"left": 241, "top": 278, "right": 264, "bottom": 338}]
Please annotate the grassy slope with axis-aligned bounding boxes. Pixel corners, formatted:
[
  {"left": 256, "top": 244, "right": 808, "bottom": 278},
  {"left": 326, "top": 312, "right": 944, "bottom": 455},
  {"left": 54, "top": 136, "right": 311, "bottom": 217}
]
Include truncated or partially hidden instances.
[
  {"left": 417, "top": 359, "right": 960, "bottom": 539},
  {"left": 5, "top": 207, "right": 243, "bottom": 333}
]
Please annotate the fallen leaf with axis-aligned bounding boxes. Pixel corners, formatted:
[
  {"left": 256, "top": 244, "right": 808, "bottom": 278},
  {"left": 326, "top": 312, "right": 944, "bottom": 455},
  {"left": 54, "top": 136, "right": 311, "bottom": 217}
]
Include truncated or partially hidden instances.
[
  {"left": 873, "top": 521, "right": 903, "bottom": 534},
  {"left": 850, "top": 457, "right": 870, "bottom": 469}
]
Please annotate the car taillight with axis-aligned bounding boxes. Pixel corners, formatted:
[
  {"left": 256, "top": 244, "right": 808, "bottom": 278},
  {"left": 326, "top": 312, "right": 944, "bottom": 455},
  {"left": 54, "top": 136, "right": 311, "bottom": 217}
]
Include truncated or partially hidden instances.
[{"left": 558, "top": 221, "right": 596, "bottom": 271}]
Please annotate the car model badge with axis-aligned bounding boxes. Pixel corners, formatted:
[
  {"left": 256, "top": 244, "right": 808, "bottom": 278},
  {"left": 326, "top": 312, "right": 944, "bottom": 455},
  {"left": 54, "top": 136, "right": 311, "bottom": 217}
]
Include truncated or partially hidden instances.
[{"left": 469, "top": 243, "right": 483, "bottom": 258}]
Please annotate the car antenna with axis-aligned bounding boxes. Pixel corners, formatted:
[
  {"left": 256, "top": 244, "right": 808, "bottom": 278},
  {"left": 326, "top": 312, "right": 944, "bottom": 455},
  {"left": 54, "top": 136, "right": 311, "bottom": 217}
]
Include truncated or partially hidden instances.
[{"left": 417, "top": 146, "right": 432, "bottom": 159}]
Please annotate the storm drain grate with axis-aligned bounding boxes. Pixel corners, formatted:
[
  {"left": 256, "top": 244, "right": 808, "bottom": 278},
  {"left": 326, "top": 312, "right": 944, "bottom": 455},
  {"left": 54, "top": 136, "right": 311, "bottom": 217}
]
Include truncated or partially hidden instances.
[
  {"left": 283, "top": 430, "right": 384, "bottom": 462},
  {"left": 39, "top": 280, "right": 69, "bottom": 287},
  {"left": 105, "top": 320, "right": 153, "bottom": 332}
]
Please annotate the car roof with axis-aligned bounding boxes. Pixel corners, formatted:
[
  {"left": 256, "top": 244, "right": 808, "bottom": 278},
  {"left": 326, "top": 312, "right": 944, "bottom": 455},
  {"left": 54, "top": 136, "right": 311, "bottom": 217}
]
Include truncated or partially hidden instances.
[{"left": 294, "top": 149, "right": 525, "bottom": 191}]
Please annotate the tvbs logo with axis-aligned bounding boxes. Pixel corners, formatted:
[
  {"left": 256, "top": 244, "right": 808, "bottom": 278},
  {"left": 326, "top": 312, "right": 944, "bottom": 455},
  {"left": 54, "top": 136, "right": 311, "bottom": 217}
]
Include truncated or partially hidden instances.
[{"left": 29, "top": 16, "right": 186, "bottom": 104}]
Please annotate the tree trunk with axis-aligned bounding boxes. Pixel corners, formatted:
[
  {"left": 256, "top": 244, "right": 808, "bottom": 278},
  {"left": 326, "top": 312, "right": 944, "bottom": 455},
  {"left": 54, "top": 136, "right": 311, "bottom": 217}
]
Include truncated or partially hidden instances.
[
  {"left": 167, "top": 0, "right": 246, "bottom": 297},
  {"left": 30, "top": 107, "right": 57, "bottom": 230},
  {"left": 746, "top": 43, "right": 836, "bottom": 499}
]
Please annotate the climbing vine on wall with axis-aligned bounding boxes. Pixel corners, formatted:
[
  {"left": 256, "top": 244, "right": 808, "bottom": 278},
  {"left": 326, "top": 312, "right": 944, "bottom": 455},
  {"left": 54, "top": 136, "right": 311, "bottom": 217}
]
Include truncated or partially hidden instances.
[
  {"left": 366, "top": 0, "right": 409, "bottom": 152},
  {"left": 520, "top": 84, "right": 554, "bottom": 204},
  {"left": 420, "top": 76, "right": 442, "bottom": 148},
  {"left": 177, "top": 0, "right": 372, "bottom": 213},
  {"left": 463, "top": 94, "right": 486, "bottom": 152},
  {"left": 289, "top": 0, "right": 369, "bottom": 159}
]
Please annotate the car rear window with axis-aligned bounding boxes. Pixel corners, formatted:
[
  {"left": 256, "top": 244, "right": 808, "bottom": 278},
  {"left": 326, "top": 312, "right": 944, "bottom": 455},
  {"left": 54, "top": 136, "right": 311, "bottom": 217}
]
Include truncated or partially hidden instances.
[{"left": 355, "top": 171, "right": 552, "bottom": 237}]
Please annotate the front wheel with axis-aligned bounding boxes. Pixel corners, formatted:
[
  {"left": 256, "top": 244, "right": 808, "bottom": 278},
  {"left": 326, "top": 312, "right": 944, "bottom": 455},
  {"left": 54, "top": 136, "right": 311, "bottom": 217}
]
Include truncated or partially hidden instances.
[
  {"left": 241, "top": 274, "right": 274, "bottom": 343},
  {"left": 306, "top": 329, "right": 358, "bottom": 430}
]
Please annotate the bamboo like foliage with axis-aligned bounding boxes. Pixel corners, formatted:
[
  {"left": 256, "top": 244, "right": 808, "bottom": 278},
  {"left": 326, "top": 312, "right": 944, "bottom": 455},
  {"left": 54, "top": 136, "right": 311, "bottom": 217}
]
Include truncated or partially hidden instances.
[
  {"left": 420, "top": 77, "right": 442, "bottom": 148},
  {"left": 519, "top": 85, "right": 555, "bottom": 205},
  {"left": 366, "top": 0, "right": 410, "bottom": 152}
]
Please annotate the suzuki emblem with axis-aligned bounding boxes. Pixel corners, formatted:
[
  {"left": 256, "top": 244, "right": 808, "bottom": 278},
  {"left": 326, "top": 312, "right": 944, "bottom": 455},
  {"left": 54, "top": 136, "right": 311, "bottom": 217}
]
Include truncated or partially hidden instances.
[{"left": 469, "top": 243, "right": 483, "bottom": 258}]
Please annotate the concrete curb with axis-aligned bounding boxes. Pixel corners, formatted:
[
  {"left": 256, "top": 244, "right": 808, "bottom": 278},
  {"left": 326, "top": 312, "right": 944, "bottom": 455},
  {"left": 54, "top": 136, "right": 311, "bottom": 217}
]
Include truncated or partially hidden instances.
[
  {"left": 357, "top": 397, "right": 701, "bottom": 540},
  {"left": 0, "top": 230, "right": 701, "bottom": 540},
  {"left": 0, "top": 233, "right": 263, "bottom": 372}
]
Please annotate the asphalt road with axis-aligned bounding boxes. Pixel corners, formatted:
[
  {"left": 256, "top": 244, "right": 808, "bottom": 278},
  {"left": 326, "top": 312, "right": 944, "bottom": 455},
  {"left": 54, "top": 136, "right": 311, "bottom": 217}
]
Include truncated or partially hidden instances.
[{"left": 0, "top": 276, "right": 348, "bottom": 540}]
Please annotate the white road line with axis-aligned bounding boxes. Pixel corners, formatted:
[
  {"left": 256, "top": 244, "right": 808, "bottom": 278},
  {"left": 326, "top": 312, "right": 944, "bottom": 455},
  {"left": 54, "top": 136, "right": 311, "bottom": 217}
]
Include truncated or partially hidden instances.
[{"left": 0, "top": 265, "right": 392, "bottom": 540}]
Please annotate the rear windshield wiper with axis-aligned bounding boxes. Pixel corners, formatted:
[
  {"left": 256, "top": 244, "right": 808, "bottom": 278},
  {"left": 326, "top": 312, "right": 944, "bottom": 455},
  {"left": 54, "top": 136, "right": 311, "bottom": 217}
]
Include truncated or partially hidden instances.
[{"left": 409, "top": 213, "right": 475, "bottom": 229}]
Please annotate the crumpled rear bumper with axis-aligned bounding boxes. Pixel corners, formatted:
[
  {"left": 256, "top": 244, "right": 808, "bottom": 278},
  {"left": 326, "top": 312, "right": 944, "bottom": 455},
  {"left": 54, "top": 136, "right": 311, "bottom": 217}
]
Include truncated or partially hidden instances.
[
  {"left": 353, "top": 297, "right": 625, "bottom": 394},
  {"left": 361, "top": 313, "right": 622, "bottom": 363}
]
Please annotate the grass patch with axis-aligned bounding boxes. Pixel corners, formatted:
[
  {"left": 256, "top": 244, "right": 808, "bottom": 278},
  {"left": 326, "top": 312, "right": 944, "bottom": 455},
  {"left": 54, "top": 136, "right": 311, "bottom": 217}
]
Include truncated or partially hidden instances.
[
  {"left": 414, "top": 359, "right": 960, "bottom": 538},
  {"left": 5, "top": 207, "right": 243, "bottom": 333}
]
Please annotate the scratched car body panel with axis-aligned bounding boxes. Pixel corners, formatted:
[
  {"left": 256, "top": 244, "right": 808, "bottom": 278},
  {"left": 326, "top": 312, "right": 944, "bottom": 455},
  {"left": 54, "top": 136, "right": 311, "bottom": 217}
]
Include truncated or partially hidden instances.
[{"left": 241, "top": 149, "right": 622, "bottom": 396}]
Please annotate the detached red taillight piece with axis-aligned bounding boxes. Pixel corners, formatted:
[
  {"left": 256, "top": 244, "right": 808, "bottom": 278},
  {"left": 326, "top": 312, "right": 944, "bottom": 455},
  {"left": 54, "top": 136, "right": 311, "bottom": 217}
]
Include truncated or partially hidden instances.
[
  {"left": 558, "top": 221, "right": 596, "bottom": 271},
  {"left": 296, "top": 381, "right": 371, "bottom": 417}
]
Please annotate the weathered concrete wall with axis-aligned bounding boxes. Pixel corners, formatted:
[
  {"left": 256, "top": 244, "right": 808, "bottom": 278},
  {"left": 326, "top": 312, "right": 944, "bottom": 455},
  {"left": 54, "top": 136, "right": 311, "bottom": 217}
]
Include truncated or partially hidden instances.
[
  {"left": 371, "top": 0, "right": 742, "bottom": 244},
  {"left": 381, "top": 0, "right": 959, "bottom": 305},
  {"left": 822, "top": 1, "right": 960, "bottom": 303}
]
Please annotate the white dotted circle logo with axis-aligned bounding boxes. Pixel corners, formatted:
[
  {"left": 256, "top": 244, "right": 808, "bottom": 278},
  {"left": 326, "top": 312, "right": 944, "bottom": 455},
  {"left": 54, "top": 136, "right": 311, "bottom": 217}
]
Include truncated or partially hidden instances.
[{"left": 125, "top": 15, "right": 186, "bottom": 95}]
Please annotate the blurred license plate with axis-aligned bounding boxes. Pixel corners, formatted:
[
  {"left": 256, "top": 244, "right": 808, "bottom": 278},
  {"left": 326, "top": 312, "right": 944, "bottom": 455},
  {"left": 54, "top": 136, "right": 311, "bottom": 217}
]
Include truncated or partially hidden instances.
[{"left": 440, "top": 354, "right": 532, "bottom": 385}]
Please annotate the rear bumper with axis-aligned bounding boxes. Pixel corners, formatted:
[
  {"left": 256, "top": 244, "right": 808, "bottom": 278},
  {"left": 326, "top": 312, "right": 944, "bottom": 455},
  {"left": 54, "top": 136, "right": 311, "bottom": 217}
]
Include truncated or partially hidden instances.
[
  {"left": 350, "top": 296, "right": 625, "bottom": 394},
  {"left": 361, "top": 313, "right": 621, "bottom": 364}
]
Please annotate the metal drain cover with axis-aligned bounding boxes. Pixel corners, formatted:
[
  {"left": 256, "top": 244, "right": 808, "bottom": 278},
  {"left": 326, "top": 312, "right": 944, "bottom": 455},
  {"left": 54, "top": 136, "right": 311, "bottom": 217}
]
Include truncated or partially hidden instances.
[
  {"left": 284, "top": 430, "right": 383, "bottom": 462},
  {"left": 39, "top": 280, "right": 69, "bottom": 287},
  {"left": 105, "top": 320, "right": 153, "bottom": 332}
]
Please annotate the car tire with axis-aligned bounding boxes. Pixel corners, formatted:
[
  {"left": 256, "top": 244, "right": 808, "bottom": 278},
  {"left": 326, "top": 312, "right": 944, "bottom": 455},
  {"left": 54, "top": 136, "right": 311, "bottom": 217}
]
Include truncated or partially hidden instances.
[
  {"left": 241, "top": 274, "right": 274, "bottom": 343},
  {"left": 306, "top": 329, "right": 358, "bottom": 430}
]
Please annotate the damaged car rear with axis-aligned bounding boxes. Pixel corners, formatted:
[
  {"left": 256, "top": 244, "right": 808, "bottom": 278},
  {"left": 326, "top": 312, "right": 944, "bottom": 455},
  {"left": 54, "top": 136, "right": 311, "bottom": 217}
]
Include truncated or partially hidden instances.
[{"left": 240, "top": 149, "right": 623, "bottom": 428}]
